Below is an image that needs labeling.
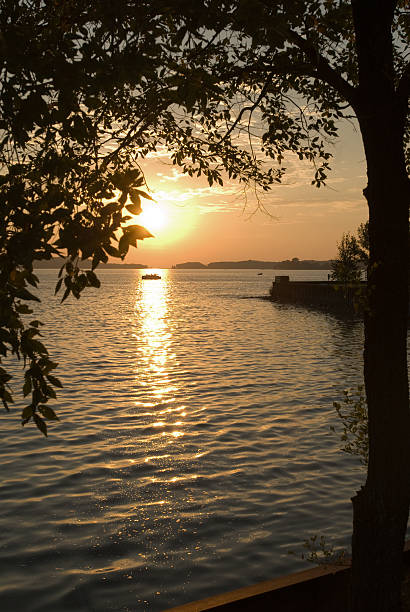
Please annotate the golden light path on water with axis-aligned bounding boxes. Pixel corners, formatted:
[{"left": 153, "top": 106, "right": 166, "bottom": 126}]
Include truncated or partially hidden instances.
[{"left": 132, "top": 271, "right": 194, "bottom": 493}]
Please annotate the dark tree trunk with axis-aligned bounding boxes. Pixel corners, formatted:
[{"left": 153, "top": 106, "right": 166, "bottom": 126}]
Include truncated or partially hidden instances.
[
  {"left": 350, "top": 2, "right": 410, "bottom": 610},
  {"left": 350, "top": 119, "right": 410, "bottom": 611}
]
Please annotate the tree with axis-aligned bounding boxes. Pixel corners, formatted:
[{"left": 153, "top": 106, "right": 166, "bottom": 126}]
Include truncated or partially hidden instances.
[
  {"left": 331, "top": 232, "right": 363, "bottom": 283},
  {"left": 1, "top": 1, "right": 410, "bottom": 609},
  {"left": 331, "top": 222, "right": 369, "bottom": 283}
]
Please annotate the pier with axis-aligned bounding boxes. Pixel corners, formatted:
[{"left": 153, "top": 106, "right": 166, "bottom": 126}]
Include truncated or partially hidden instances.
[{"left": 269, "top": 277, "right": 366, "bottom": 313}]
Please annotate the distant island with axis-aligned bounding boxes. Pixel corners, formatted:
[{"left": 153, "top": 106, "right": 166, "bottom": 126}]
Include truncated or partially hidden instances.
[
  {"left": 173, "top": 261, "right": 208, "bottom": 269},
  {"left": 173, "top": 259, "right": 332, "bottom": 270}
]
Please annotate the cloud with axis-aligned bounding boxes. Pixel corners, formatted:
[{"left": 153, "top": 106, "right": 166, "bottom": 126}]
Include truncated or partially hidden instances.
[
  {"left": 145, "top": 146, "right": 172, "bottom": 159},
  {"left": 157, "top": 169, "right": 186, "bottom": 182}
]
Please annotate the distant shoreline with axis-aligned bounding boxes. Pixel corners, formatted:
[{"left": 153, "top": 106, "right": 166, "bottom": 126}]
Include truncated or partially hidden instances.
[
  {"left": 34, "top": 258, "right": 333, "bottom": 270},
  {"left": 173, "top": 259, "right": 333, "bottom": 270}
]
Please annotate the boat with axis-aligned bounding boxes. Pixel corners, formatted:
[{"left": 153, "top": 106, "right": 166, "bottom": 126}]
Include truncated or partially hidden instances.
[{"left": 142, "top": 273, "right": 161, "bottom": 280}]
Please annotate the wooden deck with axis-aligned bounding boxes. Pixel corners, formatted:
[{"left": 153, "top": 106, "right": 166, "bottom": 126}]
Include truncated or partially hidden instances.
[{"left": 165, "top": 541, "right": 410, "bottom": 612}]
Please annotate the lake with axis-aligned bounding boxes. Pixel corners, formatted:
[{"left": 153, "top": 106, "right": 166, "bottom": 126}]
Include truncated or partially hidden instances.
[{"left": 0, "top": 269, "right": 366, "bottom": 611}]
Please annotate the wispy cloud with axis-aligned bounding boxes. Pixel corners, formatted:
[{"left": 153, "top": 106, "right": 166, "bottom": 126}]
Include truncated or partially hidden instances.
[{"left": 157, "top": 169, "right": 186, "bottom": 182}]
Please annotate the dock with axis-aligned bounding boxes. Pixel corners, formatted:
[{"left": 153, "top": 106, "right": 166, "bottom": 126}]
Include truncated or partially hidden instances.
[{"left": 269, "top": 276, "right": 366, "bottom": 313}]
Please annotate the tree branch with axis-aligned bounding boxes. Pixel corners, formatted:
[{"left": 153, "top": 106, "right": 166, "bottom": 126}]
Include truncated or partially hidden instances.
[
  {"left": 218, "top": 74, "right": 274, "bottom": 145},
  {"left": 257, "top": 0, "right": 358, "bottom": 106},
  {"left": 286, "top": 29, "right": 357, "bottom": 106}
]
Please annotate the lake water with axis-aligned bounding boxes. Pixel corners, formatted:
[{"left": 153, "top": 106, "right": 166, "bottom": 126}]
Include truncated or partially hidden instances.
[{"left": 0, "top": 269, "right": 366, "bottom": 611}]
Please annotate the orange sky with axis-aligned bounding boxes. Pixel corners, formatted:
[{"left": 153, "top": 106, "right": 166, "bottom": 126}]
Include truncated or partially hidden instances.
[{"left": 126, "top": 121, "right": 368, "bottom": 268}]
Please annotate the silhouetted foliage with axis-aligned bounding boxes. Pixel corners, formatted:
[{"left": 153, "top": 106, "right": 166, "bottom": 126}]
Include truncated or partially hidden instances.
[
  {"left": 1, "top": 2, "right": 410, "bottom": 609},
  {"left": 332, "top": 221, "right": 370, "bottom": 282},
  {"left": 331, "top": 232, "right": 363, "bottom": 284},
  {"left": 332, "top": 386, "right": 368, "bottom": 467}
]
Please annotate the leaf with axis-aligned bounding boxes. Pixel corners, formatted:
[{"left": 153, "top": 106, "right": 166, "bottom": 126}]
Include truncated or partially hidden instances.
[
  {"left": 15, "top": 288, "right": 41, "bottom": 302},
  {"left": 118, "top": 191, "right": 127, "bottom": 205},
  {"left": 133, "top": 190, "right": 155, "bottom": 202},
  {"left": 25, "top": 327, "right": 40, "bottom": 339},
  {"left": 45, "top": 385, "right": 56, "bottom": 398},
  {"left": 2, "top": 398, "right": 10, "bottom": 411},
  {"left": 33, "top": 414, "right": 47, "bottom": 436},
  {"left": 129, "top": 191, "right": 142, "bottom": 207},
  {"left": 26, "top": 272, "right": 39, "bottom": 288},
  {"left": 23, "top": 377, "right": 32, "bottom": 397},
  {"left": 103, "top": 243, "right": 120, "bottom": 257},
  {"left": 28, "top": 339, "right": 48, "bottom": 355},
  {"left": 0, "top": 368, "right": 12, "bottom": 383},
  {"left": 86, "top": 270, "right": 101, "bottom": 288},
  {"left": 125, "top": 225, "right": 154, "bottom": 241},
  {"left": 39, "top": 359, "right": 58, "bottom": 374},
  {"left": 55, "top": 278, "right": 63, "bottom": 295},
  {"left": 33, "top": 388, "right": 44, "bottom": 404},
  {"left": 118, "top": 234, "right": 130, "bottom": 256},
  {"left": 39, "top": 405, "right": 59, "bottom": 420},
  {"left": 16, "top": 304, "right": 33, "bottom": 314},
  {"left": 102, "top": 202, "right": 119, "bottom": 215},
  {"left": 22, "top": 405, "right": 34, "bottom": 420},
  {"left": 46, "top": 374, "right": 63, "bottom": 388},
  {"left": 2, "top": 390, "right": 13, "bottom": 404},
  {"left": 125, "top": 202, "right": 142, "bottom": 216},
  {"left": 91, "top": 253, "right": 99, "bottom": 271},
  {"left": 61, "top": 287, "right": 70, "bottom": 302}
]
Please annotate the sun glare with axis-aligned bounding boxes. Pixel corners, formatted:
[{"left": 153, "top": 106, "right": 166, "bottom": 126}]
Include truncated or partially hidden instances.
[
  {"left": 136, "top": 200, "right": 168, "bottom": 233},
  {"left": 123, "top": 189, "right": 198, "bottom": 246}
]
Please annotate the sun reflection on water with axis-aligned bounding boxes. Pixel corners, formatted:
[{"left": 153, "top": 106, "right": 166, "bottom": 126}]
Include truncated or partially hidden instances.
[
  {"left": 133, "top": 270, "right": 186, "bottom": 451},
  {"left": 135, "top": 270, "right": 172, "bottom": 384},
  {"left": 125, "top": 269, "right": 204, "bottom": 554}
]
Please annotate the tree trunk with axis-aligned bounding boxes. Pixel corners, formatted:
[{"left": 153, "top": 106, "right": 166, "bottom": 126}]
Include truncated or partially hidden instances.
[
  {"left": 350, "top": 3, "right": 410, "bottom": 610},
  {"left": 351, "top": 54, "right": 410, "bottom": 612},
  {"left": 350, "top": 119, "right": 410, "bottom": 610}
]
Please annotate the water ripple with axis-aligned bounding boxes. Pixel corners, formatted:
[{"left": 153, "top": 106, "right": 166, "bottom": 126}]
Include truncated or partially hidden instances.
[{"left": 0, "top": 269, "right": 368, "bottom": 611}]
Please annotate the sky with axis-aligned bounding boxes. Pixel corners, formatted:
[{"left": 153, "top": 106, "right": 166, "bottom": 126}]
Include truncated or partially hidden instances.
[{"left": 125, "top": 120, "right": 368, "bottom": 268}]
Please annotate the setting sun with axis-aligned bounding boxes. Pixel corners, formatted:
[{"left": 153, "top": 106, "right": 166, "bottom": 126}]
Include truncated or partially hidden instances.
[
  {"left": 137, "top": 200, "right": 168, "bottom": 233},
  {"left": 123, "top": 190, "right": 199, "bottom": 251}
]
